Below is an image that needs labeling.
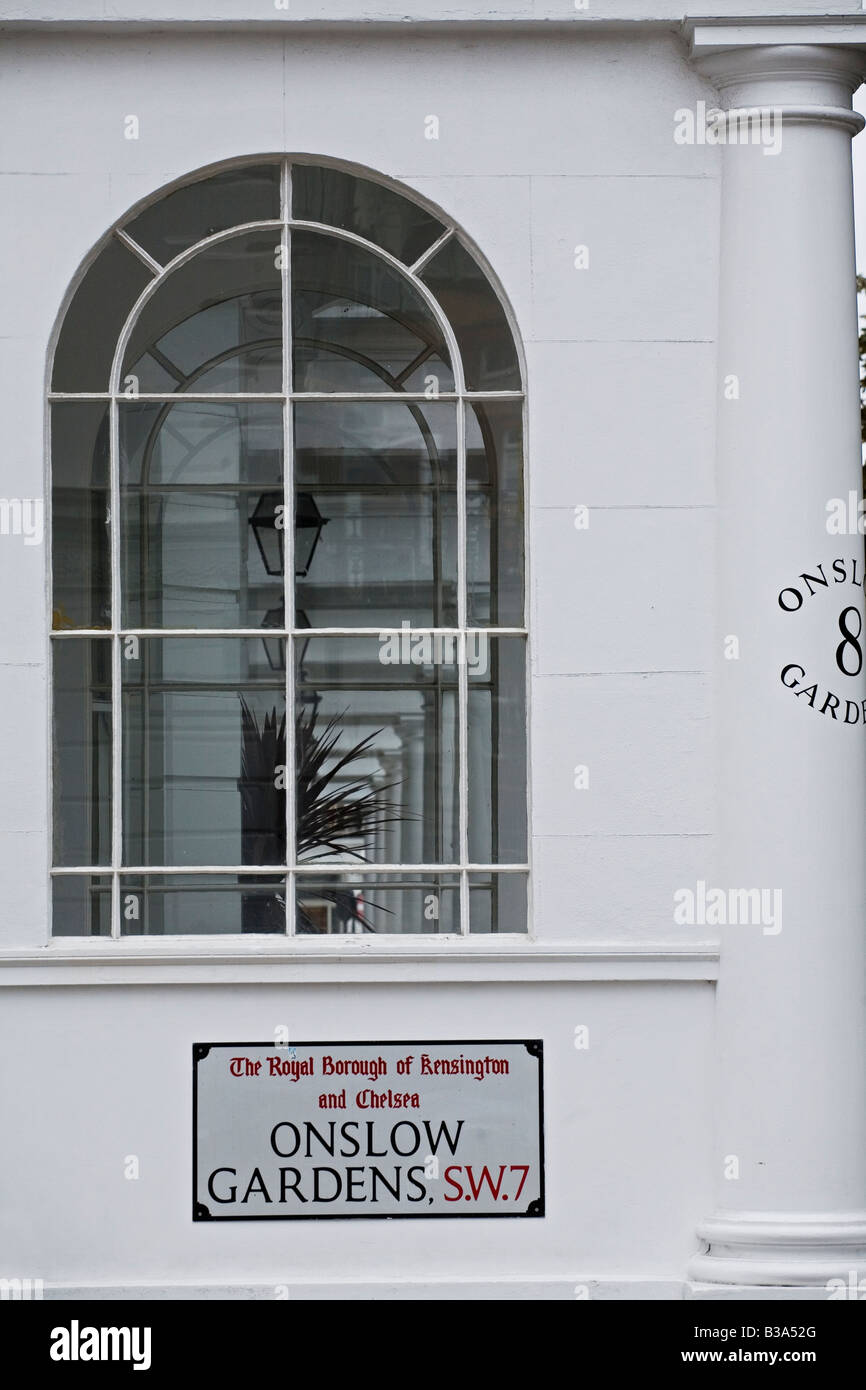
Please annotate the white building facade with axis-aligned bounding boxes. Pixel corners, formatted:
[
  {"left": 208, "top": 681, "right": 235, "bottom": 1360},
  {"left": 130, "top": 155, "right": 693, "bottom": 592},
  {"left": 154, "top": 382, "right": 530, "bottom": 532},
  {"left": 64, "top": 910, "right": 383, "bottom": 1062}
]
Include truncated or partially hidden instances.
[{"left": 1, "top": 0, "right": 866, "bottom": 1300}]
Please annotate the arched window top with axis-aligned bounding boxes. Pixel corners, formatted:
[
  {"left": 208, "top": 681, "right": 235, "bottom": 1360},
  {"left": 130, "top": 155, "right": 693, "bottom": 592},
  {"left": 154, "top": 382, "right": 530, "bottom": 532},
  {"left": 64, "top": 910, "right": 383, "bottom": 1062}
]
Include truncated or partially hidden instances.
[
  {"left": 50, "top": 158, "right": 527, "bottom": 940},
  {"left": 52, "top": 158, "right": 523, "bottom": 397}
]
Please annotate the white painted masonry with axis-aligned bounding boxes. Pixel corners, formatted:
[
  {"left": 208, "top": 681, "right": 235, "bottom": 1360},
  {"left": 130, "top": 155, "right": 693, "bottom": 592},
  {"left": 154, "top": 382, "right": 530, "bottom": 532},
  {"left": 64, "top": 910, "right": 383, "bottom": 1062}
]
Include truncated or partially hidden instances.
[{"left": 0, "top": 3, "right": 864, "bottom": 1299}]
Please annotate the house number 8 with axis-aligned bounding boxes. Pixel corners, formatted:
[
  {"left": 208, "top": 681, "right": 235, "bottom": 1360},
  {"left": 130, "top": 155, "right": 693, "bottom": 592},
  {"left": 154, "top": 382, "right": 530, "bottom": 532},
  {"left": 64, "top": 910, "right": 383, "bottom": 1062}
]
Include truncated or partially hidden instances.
[{"left": 836, "top": 606, "right": 863, "bottom": 677}]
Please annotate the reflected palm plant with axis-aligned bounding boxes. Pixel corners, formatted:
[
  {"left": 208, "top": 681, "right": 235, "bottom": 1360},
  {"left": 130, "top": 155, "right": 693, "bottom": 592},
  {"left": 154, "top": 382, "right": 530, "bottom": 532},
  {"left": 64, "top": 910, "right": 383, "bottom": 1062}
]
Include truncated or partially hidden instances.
[{"left": 238, "top": 697, "right": 404, "bottom": 932}]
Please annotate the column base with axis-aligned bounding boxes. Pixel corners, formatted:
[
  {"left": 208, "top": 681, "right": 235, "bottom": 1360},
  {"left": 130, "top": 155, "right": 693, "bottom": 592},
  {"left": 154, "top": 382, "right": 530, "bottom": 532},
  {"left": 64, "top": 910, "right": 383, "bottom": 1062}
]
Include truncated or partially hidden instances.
[
  {"left": 689, "top": 1213, "right": 866, "bottom": 1288},
  {"left": 687, "top": 1283, "right": 855, "bottom": 1301}
]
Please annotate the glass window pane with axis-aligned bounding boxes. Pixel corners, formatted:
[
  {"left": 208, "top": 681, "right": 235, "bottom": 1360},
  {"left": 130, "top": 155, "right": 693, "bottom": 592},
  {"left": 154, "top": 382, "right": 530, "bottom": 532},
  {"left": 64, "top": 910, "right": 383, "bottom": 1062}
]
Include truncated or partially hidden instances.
[
  {"left": 468, "top": 636, "right": 527, "bottom": 863},
  {"left": 466, "top": 401, "right": 524, "bottom": 627},
  {"left": 122, "top": 231, "right": 282, "bottom": 393},
  {"left": 297, "top": 636, "right": 458, "bottom": 865},
  {"left": 122, "top": 638, "right": 285, "bottom": 867},
  {"left": 124, "top": 164, "right": 282, "bottom": 266},
  {"left": 50, "top": 166, "right": 530, "bottom": 934},
  {"left": 120, "top": 401, "right": 283, "bottom": 629},
  {"left": 53, "top": 639, "right": 112, "bottom": 866},
  {"left": 51, "top": 403, "right": 111, "bottom": 631},
  {"left": 294, "top": 401, "right": 457, "bottom": 628},
  {"left": 292, "top": 164, "right": 445, "bottom": 266},
  {"left": 420, "top": 237, "right": 521, "bottom": 391},
  {"left": 52, "top": 875, "right": 112, "bottom": 937},
  {"left": 469, "top": 873, "right": 527, "bottom": 934},
  {"left": 293, "top": 230, "right": 453, "bottom": 392},
  {"left": 296, "top": 874, "right": 459, "bottom": 935},
  {"left": 52, "top": 237, "right": 152, "bottom": 392},
  {"left": 120, "top": 874, "right": 286, "bottom": 935}
]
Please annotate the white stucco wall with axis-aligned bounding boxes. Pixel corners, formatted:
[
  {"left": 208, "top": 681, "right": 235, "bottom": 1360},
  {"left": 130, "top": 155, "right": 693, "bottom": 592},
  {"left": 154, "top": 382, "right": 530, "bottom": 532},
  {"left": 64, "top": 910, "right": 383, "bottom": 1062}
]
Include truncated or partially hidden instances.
[
  {"left": 0, "top": 981, "right": 713, "bottom": 1294},
  {"left": 0, "top": 26, "right": 721, "bottom": 949},
  {"left": 0, "top": 21, "right": 724, "bottom": 1293},
  {"left": 0, "top": 1, "right": 860, "bottom": 23}
]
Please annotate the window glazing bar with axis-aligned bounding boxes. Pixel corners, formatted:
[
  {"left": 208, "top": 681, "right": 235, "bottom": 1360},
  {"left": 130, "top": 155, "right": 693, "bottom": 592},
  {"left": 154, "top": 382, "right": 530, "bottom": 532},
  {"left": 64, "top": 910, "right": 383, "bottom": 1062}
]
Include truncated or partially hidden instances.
[
  {"left": 109, "top": 397, "right": 121, "bottom": 939},
  {"left": 50, "top": 864, "right": 530, "bottom": 875},
  {"left": 409, "top": 227, "right": 454, "bottom": 275},
  {"left": 282, "top": 158, "right": 296, "bottom": 936},
  {"left": 114, "top": 227, "right": 163, "bottom": 276}
]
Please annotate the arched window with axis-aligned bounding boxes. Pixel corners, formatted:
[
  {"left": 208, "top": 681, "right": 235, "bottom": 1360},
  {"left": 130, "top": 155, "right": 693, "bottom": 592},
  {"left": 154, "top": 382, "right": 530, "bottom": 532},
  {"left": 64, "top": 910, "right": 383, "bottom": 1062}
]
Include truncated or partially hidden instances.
[{"left": 50, "top": 159, "right": 527, "bottom": 938}]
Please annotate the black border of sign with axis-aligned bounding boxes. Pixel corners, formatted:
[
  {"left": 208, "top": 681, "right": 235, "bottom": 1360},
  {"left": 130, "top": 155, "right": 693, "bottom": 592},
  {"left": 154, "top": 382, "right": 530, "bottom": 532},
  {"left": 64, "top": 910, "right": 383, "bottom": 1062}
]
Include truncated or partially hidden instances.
[{"left": 192, "top": 1039, "right": 545, "bottom": 1221}]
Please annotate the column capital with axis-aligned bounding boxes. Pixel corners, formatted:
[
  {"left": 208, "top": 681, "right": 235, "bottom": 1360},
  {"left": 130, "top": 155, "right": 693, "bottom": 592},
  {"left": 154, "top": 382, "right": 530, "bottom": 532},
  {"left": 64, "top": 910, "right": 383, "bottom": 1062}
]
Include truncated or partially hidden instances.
[
  {"left": 688, "top": 41, "right": 865, "bottom": 137},
  {"left": 691, "top": 40, "right": 865, "bottom": 90},
  {"left": 686, "top": 16, "right": 866, "bottom": 64}
]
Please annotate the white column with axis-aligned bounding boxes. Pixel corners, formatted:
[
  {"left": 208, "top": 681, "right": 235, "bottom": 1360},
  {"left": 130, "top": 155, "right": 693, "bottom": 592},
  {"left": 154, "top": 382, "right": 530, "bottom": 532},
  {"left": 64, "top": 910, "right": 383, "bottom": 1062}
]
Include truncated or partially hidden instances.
[{"left": 691, "top": 44, "right": 866, "bottom": 1288}]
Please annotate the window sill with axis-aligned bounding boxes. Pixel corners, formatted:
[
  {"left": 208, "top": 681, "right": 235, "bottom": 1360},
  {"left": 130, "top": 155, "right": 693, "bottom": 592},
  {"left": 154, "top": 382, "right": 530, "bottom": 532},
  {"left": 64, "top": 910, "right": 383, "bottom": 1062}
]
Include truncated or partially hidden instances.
[{"left": 0, "top": 936, "right": 719, "bottom": 985}]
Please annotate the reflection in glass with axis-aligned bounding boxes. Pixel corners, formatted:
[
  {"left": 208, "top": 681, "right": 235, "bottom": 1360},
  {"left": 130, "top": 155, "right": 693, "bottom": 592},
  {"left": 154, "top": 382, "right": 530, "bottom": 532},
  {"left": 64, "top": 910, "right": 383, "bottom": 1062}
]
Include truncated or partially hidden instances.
[
  {"left": 52, "top": 403, "right": 111, "bottom": 630},
  {"left": 469, "top": 873, "right": 527, "bottom": 934},
  {"left": 468, "top": 637, "right": 527, "bottom": 864},
  {"left": 294, "top": 401, "right": 457, "bottom": 627},
  {"left": 120, "top": 875, "right": 286, "bottom": 935},
  {"left": 421, "top": 236, "right": 521, "bottom": 390},
  {"left": 296, "top": 637, "right": 458, "bottom": 866},
  {"left": 248, "top": 491, "right": 328, "bottom": 578},
  {"left": 292, "top": 163, "right": 445, "bottom": 266},
  {"left": 53, "top": 639, "right": 112, "bottom": 867},
  {"left": 122, "top": 232, "right": 282, "bottom": 393},
  {"left": 466, "top": 401, "right": 524, "bottom": 627},
  {"left": 125, "top": 164, "right": 281, "bottom": 266},
  {"left": 119, "top": 402, "right": 283, "bottom": 628},
  {"left": 296, "top": 875, "right": 459, "bottom": 935},
  {"left": 52, "top": 875, "right": 112, "bottom": 937},
  {"left": 52, "top": 238, "right": 152, "bottom": 392},
  {"left": 293, "top": 230, "right": 453, "bottom": 392},
  {"left": 122, "top": 638, "right": 285, "bottom": 867}
]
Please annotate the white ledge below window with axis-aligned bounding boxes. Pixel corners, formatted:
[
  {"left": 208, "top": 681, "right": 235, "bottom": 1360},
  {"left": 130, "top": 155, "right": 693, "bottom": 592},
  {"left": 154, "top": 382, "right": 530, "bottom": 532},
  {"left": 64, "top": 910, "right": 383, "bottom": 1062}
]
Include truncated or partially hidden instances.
[{"left": 0, "top": 937, "right": 719, "bottom": 986}]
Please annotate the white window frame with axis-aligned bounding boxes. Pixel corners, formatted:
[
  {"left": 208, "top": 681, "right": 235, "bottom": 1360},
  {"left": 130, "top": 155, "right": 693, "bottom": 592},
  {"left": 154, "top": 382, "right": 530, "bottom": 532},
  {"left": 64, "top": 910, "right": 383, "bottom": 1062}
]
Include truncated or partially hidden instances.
[{"left": 48, "top": 156, "right": 530, "bottom": 941}]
